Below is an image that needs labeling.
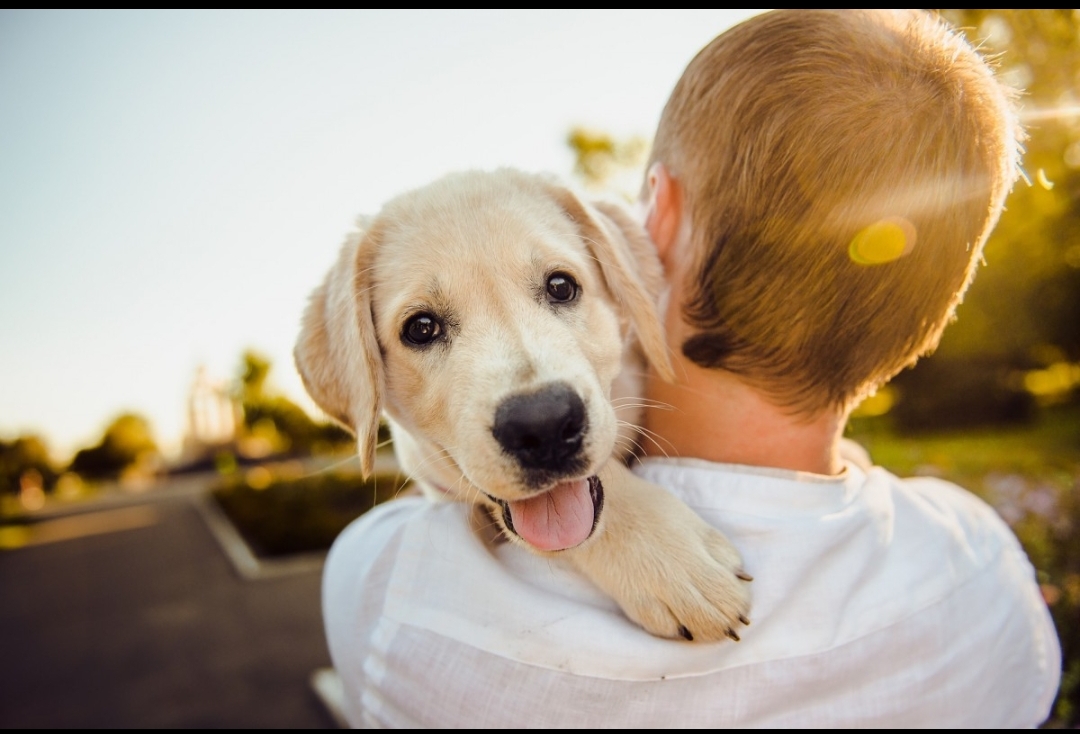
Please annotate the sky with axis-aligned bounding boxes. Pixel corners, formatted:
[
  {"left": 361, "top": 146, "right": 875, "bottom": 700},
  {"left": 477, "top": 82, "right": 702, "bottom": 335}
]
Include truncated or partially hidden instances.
[{"left": 0, "top": 9, "right": 767, "bottom": 460}]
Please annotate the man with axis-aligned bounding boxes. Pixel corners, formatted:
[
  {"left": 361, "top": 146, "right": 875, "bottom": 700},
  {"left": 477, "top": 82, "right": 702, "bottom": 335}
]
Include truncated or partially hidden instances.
[{"left": 323, "top": 9, "right": 1060, "bottom": 726}]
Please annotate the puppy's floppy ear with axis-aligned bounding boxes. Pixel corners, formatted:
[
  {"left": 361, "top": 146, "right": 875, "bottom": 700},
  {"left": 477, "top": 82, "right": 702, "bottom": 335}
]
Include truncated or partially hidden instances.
[
  {"left": 548, "top": 186, "right": 675, "bottom": 382},
  {"left": 294, "top": 221, "right": 385, "bottom": 476}
]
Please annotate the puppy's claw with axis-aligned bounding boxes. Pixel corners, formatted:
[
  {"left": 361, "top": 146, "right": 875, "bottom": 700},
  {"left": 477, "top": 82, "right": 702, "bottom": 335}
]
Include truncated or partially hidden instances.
[
  {"left": 736, "top": 570, "right": 754, "bottom": 582},
  {"left": 573, "top": 463, "right": 752, "bottom": 644},
  {"left": 738, "top": 614, "right": 751, "bottom": 626}
]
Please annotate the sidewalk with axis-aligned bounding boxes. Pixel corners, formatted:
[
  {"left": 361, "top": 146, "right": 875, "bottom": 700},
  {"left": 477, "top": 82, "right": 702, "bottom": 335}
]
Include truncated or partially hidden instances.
[{"left": 0, "top": 477, "right": 339, "bottom": 728}]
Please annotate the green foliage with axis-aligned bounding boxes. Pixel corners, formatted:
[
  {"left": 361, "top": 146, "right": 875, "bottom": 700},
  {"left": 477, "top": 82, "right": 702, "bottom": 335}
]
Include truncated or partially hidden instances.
[
  {"left": 239, "top": 349, "right": 272, "bottom": 404},
  {"left": 235, "top": 349, "right": 352, "bottom": 457},
  {"left": 890, "top": 357, "right": 1035, "bottom": 433},
  {"left": 0, "top": 435, "right": 56, "bottom": 495},
  {"left": 211, "top": 469, "right": 407, "bottom": 557},
  {"left": 929, "top": 12, "right": 1080, "bottom": 363},
  {"left": 566, "top": 126, "right": 649, "bottom": 199},
  {"left": 68, "top": 413, "right": 158, "bottom": 481}
]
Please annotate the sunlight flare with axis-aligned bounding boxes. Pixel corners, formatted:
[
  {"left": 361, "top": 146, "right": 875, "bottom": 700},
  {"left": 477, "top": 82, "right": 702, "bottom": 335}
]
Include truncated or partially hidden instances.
[
  {"left": 848, "top": 217, "right": 915, "bottom": 266},
  {"left": 1020, "top": 104, "right": 1080, "bottom": 123}
]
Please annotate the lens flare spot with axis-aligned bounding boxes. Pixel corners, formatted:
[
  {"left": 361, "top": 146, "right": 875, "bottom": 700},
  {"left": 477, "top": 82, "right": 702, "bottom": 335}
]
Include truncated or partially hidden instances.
[
  {"left": 848, "top": 218, "right": 915, "bottom": 266},
  {"left": 1036, "top": 168, "right": 1055, "bottom": 190}
]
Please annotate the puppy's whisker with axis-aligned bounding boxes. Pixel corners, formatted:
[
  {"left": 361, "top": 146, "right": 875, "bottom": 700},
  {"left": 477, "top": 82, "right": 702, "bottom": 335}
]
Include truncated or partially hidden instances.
[
  {"left": 613, "top": 420, "right": 653, "bottom": 458},
  {"left": 613, "top": 436, "right": 642, "bottom": 457},
  {"left": 297, "top": 453, "right": 362, "bottom": 479},
  {"left": 395, "top": 447, "right": 460, "bottom": 497},
  {"left": 611, "top": 396, "right": 675, "bottom": 411},
  {"left": 404, "top": 453, "right": 458, "bottom": 486},
  {"left": 612, "top": 402, "right": 675, "bottom": 415},
  {"left": 629, "top": 423, "right": 677, "bottom": 459}
]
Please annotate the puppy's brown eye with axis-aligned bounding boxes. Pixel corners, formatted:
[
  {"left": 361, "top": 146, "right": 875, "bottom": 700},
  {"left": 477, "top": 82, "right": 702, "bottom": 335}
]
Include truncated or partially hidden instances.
[
  {"left": 546, "top": 273, "right": 578, "bottom": 304},
  {"left": 403, "top": 314, "right": 442, "bottom": 346}
]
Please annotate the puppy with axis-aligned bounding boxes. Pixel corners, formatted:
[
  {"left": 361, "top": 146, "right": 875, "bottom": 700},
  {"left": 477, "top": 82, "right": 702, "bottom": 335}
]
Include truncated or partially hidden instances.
[{"left": 295, "top": 168, "right": 751, "bottom": 641}]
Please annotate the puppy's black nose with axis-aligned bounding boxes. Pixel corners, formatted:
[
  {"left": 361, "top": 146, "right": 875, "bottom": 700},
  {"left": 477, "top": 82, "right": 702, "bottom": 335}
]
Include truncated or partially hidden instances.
[{"left": 492, "top": 383, "right": 587, "bottom": 471}]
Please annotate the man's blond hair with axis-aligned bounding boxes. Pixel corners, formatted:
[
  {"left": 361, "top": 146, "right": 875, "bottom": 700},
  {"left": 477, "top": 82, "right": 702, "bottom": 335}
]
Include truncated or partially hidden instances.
[{"left": 650, "top": 9, "right": 1023, "bottom": 413}]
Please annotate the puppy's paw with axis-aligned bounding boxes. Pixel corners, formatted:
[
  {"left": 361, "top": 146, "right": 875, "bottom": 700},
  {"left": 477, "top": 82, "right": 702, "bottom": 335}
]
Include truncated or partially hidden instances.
[
  {"left": 620, "top": 521, "right": 752, "bottom": 642},
  {"left": 568, "top": 461, "right": 752, "bottom": 642}
]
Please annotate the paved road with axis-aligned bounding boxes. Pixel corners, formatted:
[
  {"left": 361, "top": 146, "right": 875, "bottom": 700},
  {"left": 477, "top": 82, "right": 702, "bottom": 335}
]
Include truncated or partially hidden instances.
[{"left": 0, "top": 483, "right": 338, "bottom": 728}]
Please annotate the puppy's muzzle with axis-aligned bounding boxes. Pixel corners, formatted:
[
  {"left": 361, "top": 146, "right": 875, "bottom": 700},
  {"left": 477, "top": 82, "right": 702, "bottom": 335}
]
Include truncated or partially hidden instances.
[{"left": 492, "top": 382, "right": 588, "bottom": 474}]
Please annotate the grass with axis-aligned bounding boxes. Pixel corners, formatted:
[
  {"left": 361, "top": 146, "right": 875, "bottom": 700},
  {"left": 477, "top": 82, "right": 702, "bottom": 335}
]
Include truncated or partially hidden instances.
[
  {"left": 210, "top": 465, "right": 411, "bottom": 558},
  {"left": 848, "top": 404, "right": 1080, "bottom": 492}
]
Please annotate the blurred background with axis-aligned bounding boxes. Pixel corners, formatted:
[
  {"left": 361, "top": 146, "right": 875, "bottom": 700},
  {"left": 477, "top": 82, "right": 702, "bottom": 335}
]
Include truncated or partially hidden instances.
[{"left": 1, "top": 9, "right": 1078, "bottom": 728}]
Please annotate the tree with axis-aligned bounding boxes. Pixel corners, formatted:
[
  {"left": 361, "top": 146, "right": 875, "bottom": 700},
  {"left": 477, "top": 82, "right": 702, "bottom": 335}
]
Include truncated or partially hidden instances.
[
  {"left": 937, "top": 11, "right": 1080, "bottom": 360},
  {"left": 235, "top": 349, "right": 352, "bottom": 457},
  {"left": 68, "top": 413, "right": 159, "bottom": 480},
  {"left": 0, "top": 434, "right": 56, "bottom": 495},
  {"left": 239, "top": 349, "right": 272, "bottom": 406},
  {"left": 566, "top": 126, "right": 649, "bottom": 200}
]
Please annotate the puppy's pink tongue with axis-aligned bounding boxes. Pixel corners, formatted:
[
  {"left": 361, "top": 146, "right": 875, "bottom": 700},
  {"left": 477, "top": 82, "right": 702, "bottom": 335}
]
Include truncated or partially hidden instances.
[{"left": 507, "top": 478, "right": 593, "bottom": 551}]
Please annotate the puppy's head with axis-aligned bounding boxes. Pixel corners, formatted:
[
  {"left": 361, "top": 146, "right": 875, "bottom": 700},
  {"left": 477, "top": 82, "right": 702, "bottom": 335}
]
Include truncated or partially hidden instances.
[{"left": 295, "top": 169, "right": 671, "bottom": 550}]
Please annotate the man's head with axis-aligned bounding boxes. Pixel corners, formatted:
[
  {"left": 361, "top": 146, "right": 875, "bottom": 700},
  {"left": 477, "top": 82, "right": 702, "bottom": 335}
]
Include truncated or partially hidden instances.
[{"left": 644, "top": 9, "right": 1023, "bottom": 414}]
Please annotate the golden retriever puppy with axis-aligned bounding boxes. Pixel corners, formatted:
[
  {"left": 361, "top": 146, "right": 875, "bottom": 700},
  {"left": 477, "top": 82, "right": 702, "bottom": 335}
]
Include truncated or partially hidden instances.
[{"left": 295, "top": 168, "right": 751, "bottom": 641}]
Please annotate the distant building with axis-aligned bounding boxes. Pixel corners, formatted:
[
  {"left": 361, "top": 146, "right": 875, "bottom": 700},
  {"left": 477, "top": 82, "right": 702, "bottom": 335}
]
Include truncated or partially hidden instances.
[{"left": 181, "top": 366, "right": 240, "bottom": 462}]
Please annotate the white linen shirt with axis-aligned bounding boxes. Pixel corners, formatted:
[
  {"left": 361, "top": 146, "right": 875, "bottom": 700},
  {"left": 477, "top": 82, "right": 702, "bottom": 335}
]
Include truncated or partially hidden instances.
[{"left": 322, "top": 458, "right": 1061, "bottom": 728}]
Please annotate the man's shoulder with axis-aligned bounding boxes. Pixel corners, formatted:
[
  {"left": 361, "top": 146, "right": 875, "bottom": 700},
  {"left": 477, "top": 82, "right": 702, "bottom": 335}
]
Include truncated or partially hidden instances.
[
  {"left": 326, "top": 495, "right": 468, "bottom": 583},
  {"left": 633, "top": 455, "right": 1044, "bottom": 641},
  {"left": 634, "top": 453, "right": 1019, "bottom": 556},
  {"left": 329, "top": 494, "right": 426, "bottom": 555},
  {"left": 871, "top": 466, "right": 1027, "bottom": 560}
]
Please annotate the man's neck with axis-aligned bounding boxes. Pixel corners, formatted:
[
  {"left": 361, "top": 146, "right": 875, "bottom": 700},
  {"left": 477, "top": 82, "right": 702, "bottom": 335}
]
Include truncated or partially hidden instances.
[
  {"left": 638, "top": 180, "right": 847, "bottom": 475},
  {"left": 641, "top": 358, "right": 847, "bottom": 476}
]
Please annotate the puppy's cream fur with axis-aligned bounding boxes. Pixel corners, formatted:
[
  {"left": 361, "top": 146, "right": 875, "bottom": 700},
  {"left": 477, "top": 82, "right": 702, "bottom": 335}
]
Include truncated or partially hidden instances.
[{"left": 296, "top": 168, "right": 750, "bottom": 641}]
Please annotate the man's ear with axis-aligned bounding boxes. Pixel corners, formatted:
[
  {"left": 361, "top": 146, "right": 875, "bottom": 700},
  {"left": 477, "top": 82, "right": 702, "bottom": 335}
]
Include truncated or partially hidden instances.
[{"left": 643, "top": 162, "right": 684, "bottom": 271}]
